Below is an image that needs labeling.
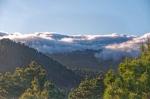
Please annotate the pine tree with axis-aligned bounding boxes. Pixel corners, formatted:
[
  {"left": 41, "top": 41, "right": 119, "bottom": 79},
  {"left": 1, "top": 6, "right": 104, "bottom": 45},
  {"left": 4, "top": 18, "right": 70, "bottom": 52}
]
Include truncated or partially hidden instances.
[
  {"left": 0, "top": 61, "right": 64, "bottom": 99},
  {"left": 68, "top": 76, "right": 104, "bottom": 99},
  {"left": 103, "top": 41, "right": 150, "bottom": 99}
]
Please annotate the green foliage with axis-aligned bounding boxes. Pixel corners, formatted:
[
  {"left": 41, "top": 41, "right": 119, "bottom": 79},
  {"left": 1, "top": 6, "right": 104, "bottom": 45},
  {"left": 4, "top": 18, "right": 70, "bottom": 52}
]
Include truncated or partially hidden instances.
[
  {"left": 104, "top": 43, "right": 150, "bottom": 99},
  {"left": 0, "top": 39, "right": 80, "bottom": 88},
  {"left": 68, "top": 76, "right": 104, "bottom": 99},
  {"left": 72, "top": 68, "right": 103, "bottom": 79},
  {"left": 0, "top": 61, "right": 64, "bottom": 99},
  {"left": 2, "top": 39, "right": 150, "bottom": 99},
  {"left": 20, "top": 78, "right": 64, "bottom": 99}
]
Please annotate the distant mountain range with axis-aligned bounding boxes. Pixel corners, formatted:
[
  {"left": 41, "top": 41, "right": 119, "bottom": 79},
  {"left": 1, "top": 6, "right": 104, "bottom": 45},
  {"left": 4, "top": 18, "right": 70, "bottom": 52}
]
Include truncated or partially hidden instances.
[{"left": 0, "top": 32, "right": 149, "bottom": 71}]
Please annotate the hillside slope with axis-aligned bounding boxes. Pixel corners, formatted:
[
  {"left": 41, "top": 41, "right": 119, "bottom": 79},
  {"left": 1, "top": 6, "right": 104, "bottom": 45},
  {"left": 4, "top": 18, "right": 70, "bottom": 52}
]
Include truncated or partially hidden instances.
[
  {"left": 49, "top": 50, "right": 102, "bottom": 71},
  {"left": 0, "top": 39, "right": 80, "bottom": 88}
]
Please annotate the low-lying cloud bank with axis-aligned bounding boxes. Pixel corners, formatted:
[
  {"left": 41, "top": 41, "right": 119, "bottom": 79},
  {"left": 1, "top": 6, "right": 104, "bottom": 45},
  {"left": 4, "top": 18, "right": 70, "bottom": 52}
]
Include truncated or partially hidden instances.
[
  {"left": 0, "top": 32, "right": 149, "bottom": 61},
  {"left": 0, "top": 32, "right": 133, "bottom": 53},
  {"left": 95, "top": 33, "right": 150, "bottom": 61}
]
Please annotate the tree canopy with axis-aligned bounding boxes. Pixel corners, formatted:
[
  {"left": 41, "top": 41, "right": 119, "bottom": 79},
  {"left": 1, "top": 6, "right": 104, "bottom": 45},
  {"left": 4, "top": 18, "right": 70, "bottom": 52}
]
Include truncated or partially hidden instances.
[
  {"left": 0, "top": 61, "right": 64, "bottom": 99},
  {"left": 68, "top": 76, "right": 104, "bottom": 99},
  {"left": 104, "top": 43, "right": 150, "bottom": 99}
]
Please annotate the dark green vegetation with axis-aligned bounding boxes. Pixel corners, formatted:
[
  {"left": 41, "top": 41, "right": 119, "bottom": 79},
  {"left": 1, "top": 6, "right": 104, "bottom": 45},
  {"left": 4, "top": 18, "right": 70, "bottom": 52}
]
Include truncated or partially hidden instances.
[
  {"left": 103, "top": 44, "right": 150, "bottom": 99},
  {"left": 68, "top": 76, "right": 104, "bottom": 99},
  {"left": 68, "top": 43, "right": 150, "bottom": 99},
  {"left": 0, "top": 61, "right": 64, "bottom": 99},
  {"left": 49, "top": 50, "right": 102, "bottom": 72},
  {"left": 0, "top": 39, "right": 80, "bottom": 88},
  {"left": 1, "top": 39, "right": 150, "bottom": 99},
  {"left": 49, "top": 49, "right": 123, "bottom": 72}
]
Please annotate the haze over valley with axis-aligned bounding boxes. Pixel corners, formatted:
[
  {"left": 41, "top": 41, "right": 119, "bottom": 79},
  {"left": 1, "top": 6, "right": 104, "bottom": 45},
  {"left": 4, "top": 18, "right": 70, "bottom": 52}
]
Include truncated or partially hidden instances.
[
  {"left": 1, "top": 0, "right": 150, "bottom": 98},
  {"left": 0, "top": 32, "right": 149, "bottom": 71}
]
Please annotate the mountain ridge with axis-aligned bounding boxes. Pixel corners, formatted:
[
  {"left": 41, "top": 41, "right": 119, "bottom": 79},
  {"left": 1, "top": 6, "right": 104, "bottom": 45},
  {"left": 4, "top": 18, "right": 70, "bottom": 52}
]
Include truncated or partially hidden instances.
[
  {"left": 0, "top": 38, "right": 80, "bottom": 88},
  {"left": 0, "top": 32, "right": 150, "bottom": 71},
  {"left": 0, "top": 32, "right": 149, "bottom": 60}
]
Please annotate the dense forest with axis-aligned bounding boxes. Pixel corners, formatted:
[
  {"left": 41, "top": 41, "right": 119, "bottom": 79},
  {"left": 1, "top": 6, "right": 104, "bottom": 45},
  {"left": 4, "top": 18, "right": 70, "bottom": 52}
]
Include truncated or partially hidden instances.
[
  {"left": 68, "top": 43, "right": 150, "bottom": 99},
  {"left": 1, "top": 39, "right": 150, "bottom": 99},
  {"left": 0, "top": 61, "right": 65, "bottom": 99},
  {"left": 0, "top": 39, "right": 80, "bottom": 88}
]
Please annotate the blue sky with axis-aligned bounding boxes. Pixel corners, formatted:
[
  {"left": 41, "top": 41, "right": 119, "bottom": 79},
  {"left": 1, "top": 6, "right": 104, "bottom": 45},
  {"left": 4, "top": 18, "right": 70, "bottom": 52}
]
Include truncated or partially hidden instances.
[{"left": 0, "top": 0, "right": 150, "bottom": 35}]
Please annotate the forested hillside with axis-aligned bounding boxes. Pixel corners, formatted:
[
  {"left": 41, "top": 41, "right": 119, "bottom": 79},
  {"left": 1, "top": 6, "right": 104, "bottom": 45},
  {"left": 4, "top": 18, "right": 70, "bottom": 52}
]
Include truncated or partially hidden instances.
[
  {"left": 0, "top": 39, "right": 80, "bottom": 88},
  {"left": 0, "top": 0, "right": 149, "bottom": 98},
  {"left": 49, "top": 49, "right": 103, "bottom": 72},
  {"left": 103, "top": 43, "right": 150, "bottom": 99},
  {"left": 68, "top": 42, "right": 150, "bottom": 99},
  {"left": 1, "top": 39, "right": 150, "bottom": 99},
  {"left": 0, "top": 61, "right": 65, "bottom": 99}
]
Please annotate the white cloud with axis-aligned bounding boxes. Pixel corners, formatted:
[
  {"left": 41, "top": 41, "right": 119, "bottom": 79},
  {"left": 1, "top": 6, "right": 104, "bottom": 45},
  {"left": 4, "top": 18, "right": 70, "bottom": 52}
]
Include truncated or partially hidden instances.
[
  {"left": 0, "top": 32, "right": 134, "bottom": 54},
  {"left": 95, "top": 33, "right": 150, "bottom": 61},
  {"left": 1, "top": 32, "right": 147, "bottom": 61}
]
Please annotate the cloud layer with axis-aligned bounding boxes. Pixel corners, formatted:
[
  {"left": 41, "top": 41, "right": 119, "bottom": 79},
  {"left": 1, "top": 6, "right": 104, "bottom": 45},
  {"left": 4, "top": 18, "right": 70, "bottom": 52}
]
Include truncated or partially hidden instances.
[
  {"left": 95, "top": 33, "right": 150, "bottom": 61},
  {"left": 0, "top": 32, "right": 149, "bottom": 61},
  {"left": 0, "top": 32, "right": 133, "bottom": 54}
]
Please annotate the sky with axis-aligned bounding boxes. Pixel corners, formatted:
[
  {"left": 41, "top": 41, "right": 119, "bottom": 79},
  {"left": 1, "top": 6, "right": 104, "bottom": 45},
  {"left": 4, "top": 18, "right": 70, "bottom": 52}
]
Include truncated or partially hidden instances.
[{"left": 0, "top": 0, "right": 150, "bottom": 35}]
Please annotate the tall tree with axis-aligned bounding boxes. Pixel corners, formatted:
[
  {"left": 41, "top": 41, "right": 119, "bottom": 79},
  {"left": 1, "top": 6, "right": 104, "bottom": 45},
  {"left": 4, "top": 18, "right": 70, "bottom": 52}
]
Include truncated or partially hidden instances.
[
  {"left": 68, "top": 76, "right": 104, "bottom": 99},
  {"left": 104, "top": 42, "right": 150, "bottom": 99},
  {"left": 0, "top": 61, "right": 64, "bottom": 99}
]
